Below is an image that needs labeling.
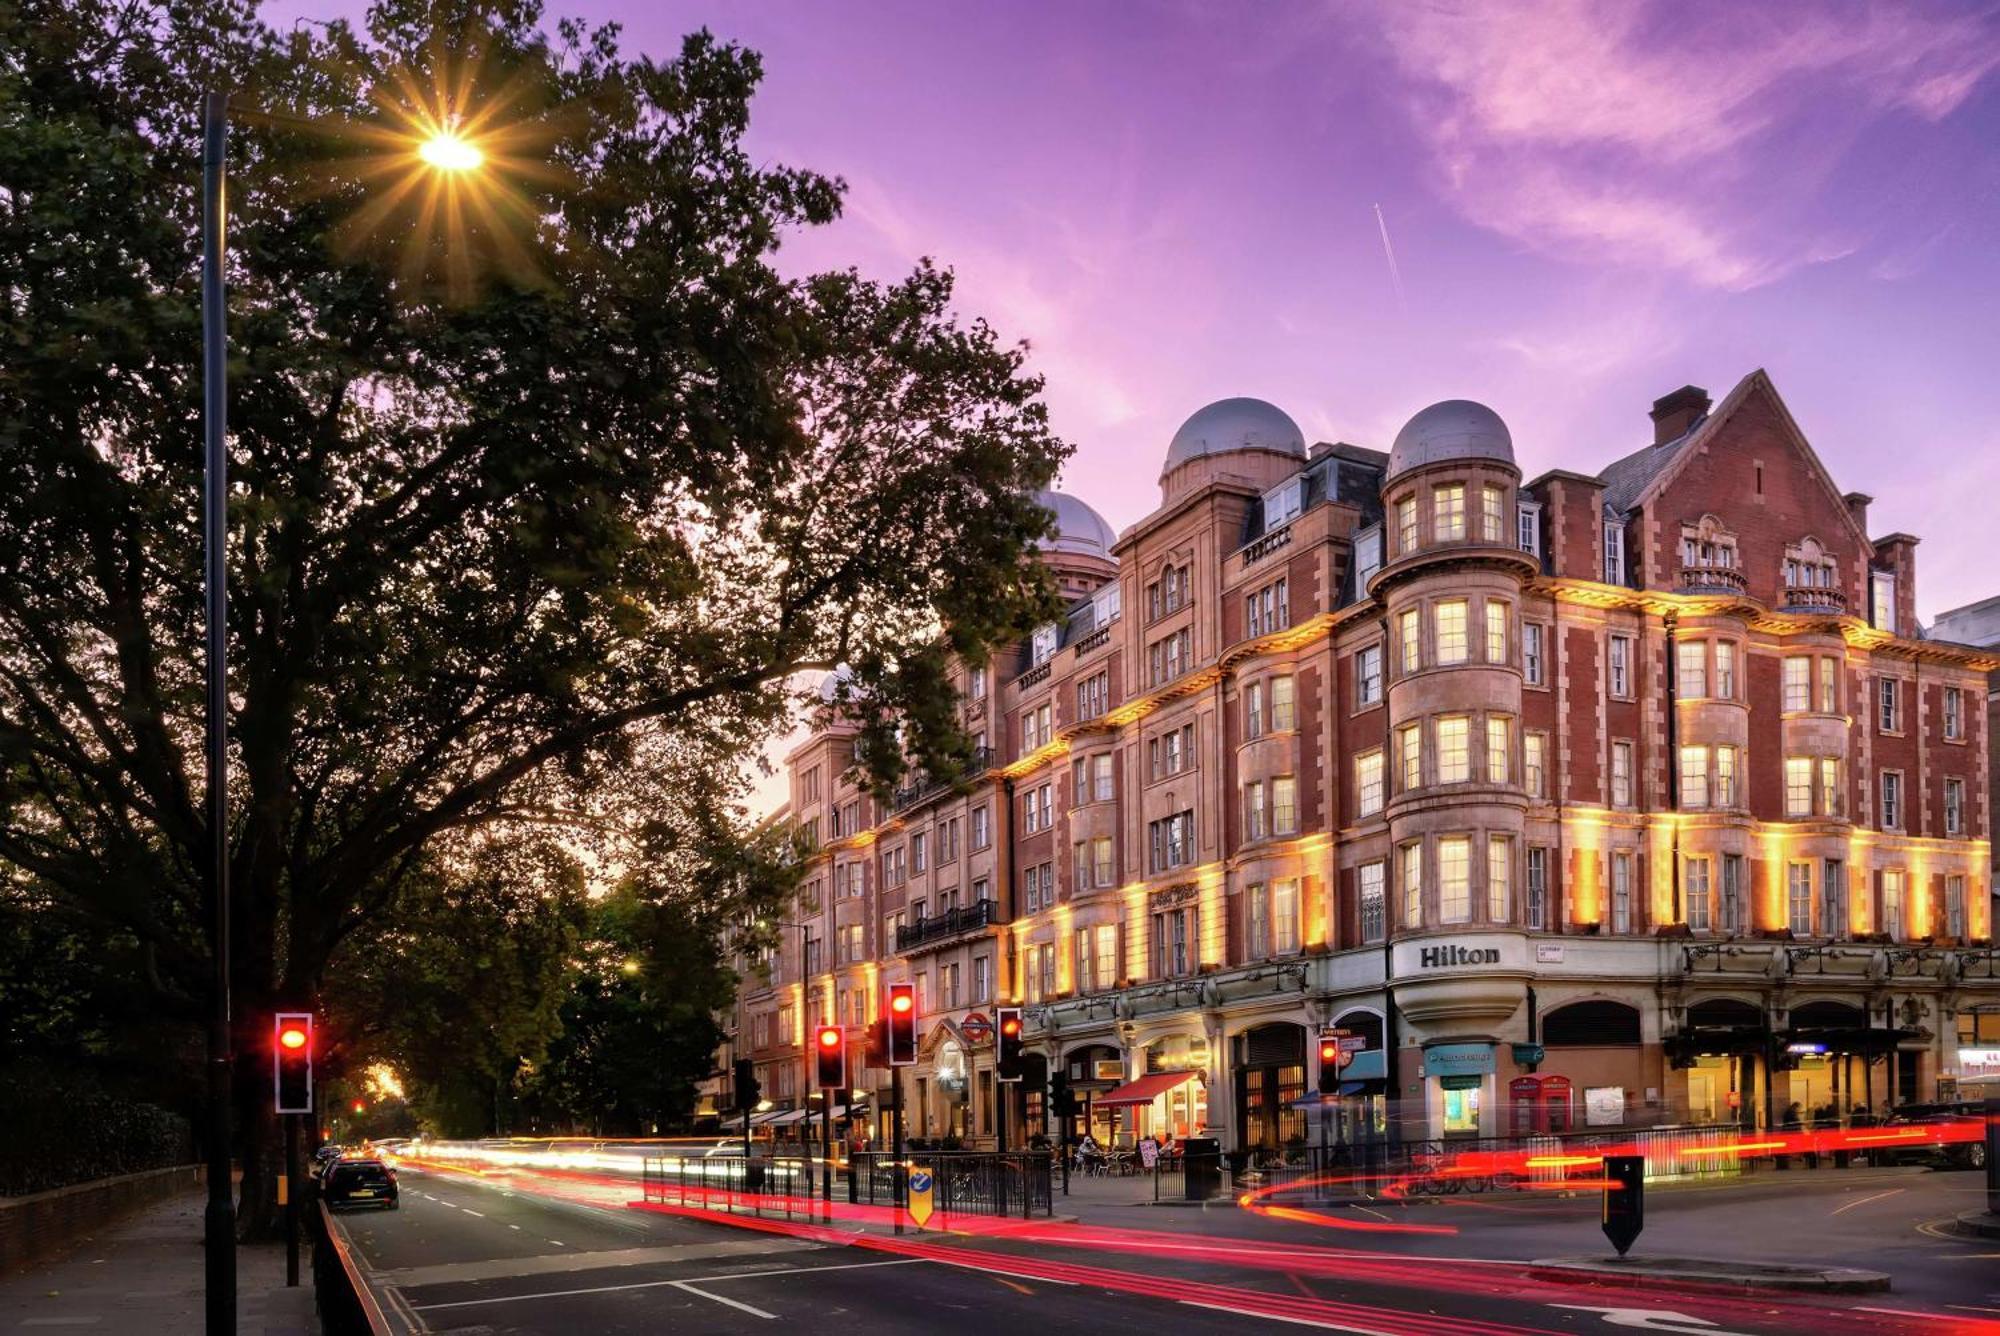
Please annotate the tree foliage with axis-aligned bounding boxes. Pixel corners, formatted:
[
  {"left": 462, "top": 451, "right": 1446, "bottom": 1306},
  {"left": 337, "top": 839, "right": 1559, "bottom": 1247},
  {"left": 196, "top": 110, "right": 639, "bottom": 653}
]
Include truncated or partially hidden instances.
[{"left": 0, "top": 0, "right": 1066, "bottom": 1224}]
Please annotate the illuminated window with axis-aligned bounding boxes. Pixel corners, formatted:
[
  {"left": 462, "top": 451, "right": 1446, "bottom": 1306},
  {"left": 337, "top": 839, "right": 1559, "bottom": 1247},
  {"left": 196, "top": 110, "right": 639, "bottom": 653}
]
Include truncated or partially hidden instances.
[
  {"left": 1398, "top": 724, "right": 1422, "bottom": 792},
  {"left": 1819, "top": 658, "right": 1838, "bottom": 714},
  {"left": 1783, "top": 657, "right": 1810, "bottom": 712},
  {"left": 1244, "top": 781, "right": 1266, "bottom": 840},
  {"left": 1486, "top": 601, "right": 1508, "bottom": 663},
  {"left": 1487, "top": 835, "right": 1511, "bottom": 922},
  {"left": 1487, "top": 717, "right": 1510, "bottom": 784},
  {"left": 1400, "top": 841, "right": 1423, "bottom": 928},
  {"left": 1715, "top": 641, "right": 1736, "bottom": 698},
  {"left": 1092, "top": 836, "right": 1114, "bottom": 887},
  {"left": 1272, "top": 777, "right": 1298, "bottom": 835},
  {"left": 1611, "top": 741, "right": 1633, "bottom": 808},
  {"left": 1439, "top": 836, "right": 1471, "bottom": 922},
  {"left": 1787, "top": 863, "right": 1813, "bottom": 936},
  {"left": 1437, "top": 715, "right": 1470, "bottom": 783},
  {"left": 1094, "top": 754, "right": 1114, "bottom": 802},
  {"left": 1784, "top": 757, "right": 1812, "bottom": 817},
  {"left": 1524, "top": 731, "right": 1547, "bottom": 799},
  {"left": 1882, "top": 868, "right": 1906, "bottom": 941},
  {"left": 1483, "top": 485, "right": 1506, "bottom": 542},
  {"left": 1356, "top": 749, "right": 1385, "bottom": 818},
  {"left": 1871, "top": 570, "right": 1896, "bottom": 631},
  {"left": 1272, "top": 879, "right": 1300, "bottom": 954},
  {"left": 1270, "top": 676, "right": 1296, "bottom": 731},
  {"left": 1611, "top": 851, "right": 1633, "bottom": 933},
  {"left": 1399, "top": 609, "right": 1421, "bottom": 674},
  {"left": 1685, "top": 858, "right": 1711, "bottom": 933},
  {"left": 1716, "top": 745, "right": 1738, "bottom": 807},
  {"left": 1818, "top": 758, "right": 1840, "bottom": 818},
  {"left": 1946, "top": 875, "right": 1967, "bottom": 939},
  {"left": 1678, "top": 640, "right": 1706, "bottom": 699},
  {"left": 1679, "top": 745, "right": 1709, "bottom": 808},
  {"left": 1434, "top": 483, "right": 1466, "bottom": 541},
  {"left": 1396, "top": 495, "right": 1418, "bottom": 554},
  {"left": 1435, "top": 600, "right": 1469, "bottom": 664}
]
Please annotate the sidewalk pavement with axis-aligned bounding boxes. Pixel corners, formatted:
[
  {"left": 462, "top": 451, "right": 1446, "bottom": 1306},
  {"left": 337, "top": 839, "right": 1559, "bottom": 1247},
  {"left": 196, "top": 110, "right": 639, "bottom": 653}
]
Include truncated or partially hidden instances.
[{"left": 0, "top": 1188, "right": 317, "bottom": 1334}]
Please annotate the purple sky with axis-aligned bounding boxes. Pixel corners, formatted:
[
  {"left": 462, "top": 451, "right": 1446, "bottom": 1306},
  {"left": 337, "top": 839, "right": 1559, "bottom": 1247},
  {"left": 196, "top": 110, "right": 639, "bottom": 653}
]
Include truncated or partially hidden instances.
[{"left": 280, "top": 0, "right": 2000, "bottom": 621}]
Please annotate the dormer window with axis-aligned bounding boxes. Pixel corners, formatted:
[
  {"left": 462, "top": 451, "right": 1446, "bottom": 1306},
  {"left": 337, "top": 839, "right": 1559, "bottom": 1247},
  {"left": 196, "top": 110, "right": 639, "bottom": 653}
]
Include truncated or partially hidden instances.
[
  {"left": 1263, "top": 477, "right": 1303, "bottom": 528},
  {"left": 1782, "top": 537, "right": 1837, "bottom": 589},
  {"left": 1516, "top": 502, "right": 1541, "bottom": 559},
  {"left": 1354, "top": 525, "right": 1383, "bottom": 589},
  {"left": 1679, "top": 514, "right": 1738, "bottom": 569},
  {"left": 1090, "top": 582, "right": 1121, "bottom": 627},
  {"left": 1030, "top": 623, "right": 1058, "bottom": 666}
]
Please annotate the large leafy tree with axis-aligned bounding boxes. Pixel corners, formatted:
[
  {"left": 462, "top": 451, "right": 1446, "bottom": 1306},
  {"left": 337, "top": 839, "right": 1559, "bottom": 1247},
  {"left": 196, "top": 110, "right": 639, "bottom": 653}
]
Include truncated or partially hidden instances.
[{"left": 0, "top": 0, "right": 1065, "bottom": 1229}]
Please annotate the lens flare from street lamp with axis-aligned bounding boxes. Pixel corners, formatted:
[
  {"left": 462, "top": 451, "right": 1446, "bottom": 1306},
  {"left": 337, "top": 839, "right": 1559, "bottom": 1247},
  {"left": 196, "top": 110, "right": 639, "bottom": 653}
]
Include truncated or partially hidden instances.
[{"left": 420, "top": 132, "right": 483, "bottom": 172}]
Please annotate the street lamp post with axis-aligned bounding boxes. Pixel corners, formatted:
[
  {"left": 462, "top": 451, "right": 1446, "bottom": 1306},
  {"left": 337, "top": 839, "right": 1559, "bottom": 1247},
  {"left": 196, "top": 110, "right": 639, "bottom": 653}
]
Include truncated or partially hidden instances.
[
  {"left": 199, "top": 89, "right": 235, "bottom": 1336},
  {"left": 197, "top": 89, "right": 483, "bottom": 1333}
]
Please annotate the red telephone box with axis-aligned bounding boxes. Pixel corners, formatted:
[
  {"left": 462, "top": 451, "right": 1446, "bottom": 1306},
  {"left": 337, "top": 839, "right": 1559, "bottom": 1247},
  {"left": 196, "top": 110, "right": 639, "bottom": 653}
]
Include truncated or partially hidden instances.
[
  {"left": 1540, "top": 1075, "right": 1574, "bottom": 1134},
  {"left": 1509, "top": 1076, "right": 1543, "bottom": 1134}
]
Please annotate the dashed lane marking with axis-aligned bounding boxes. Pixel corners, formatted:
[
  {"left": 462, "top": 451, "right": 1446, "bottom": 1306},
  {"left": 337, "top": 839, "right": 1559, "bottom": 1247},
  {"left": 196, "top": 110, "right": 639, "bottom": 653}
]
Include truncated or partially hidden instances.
[
  {"left": 407, "top": 1257, "right": 925, "bottom": 1312},
  {"left": 672, "top": 1280, "right": 776, "bottom": 1320}
]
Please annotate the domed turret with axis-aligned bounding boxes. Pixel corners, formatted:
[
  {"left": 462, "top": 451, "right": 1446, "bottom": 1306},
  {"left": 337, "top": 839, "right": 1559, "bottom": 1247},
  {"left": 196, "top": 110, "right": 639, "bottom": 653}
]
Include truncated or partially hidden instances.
[
  {"left": 1387, "top": 400, "right": 1514, "bottom": 480},
  {"left": 1164, "top": 398, "right": 1306, "bottom": 473},
  {"left": 1035, "top": 490, "right": 1118, "bottom": 559},
  {"left": 817, "top": 664, "right": 854, "bottom": 703}
]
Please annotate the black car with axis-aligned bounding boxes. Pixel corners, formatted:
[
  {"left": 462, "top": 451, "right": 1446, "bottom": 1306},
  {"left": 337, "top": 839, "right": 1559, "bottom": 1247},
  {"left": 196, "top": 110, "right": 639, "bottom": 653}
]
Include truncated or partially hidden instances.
[{"left": 323, "top": 1157, "right": 399, "bottom": 1210}]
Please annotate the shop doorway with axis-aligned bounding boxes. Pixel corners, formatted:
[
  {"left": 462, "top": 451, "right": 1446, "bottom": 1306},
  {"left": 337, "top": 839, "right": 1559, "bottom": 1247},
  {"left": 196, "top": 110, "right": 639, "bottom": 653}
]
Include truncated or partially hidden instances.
[{"left": 1233, "top": 1022, "right": 1306, "bottom": 1153}]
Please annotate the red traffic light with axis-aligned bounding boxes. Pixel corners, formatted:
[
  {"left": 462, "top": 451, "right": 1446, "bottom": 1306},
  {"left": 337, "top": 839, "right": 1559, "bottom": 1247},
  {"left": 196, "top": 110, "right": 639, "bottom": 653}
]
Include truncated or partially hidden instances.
[
  {"left": 1000, "top": 1015, "right": 1021, "bottom": 1037},
  {"left": 817, "top": 1025, "right": 842, "bottom": 1051},
  {"left": 1318, "top": 1039, "right": 1339, "bottom": 1062},
  {"left": 352, "top": 1100, "right": 365, "bottom": 1113},
  {"left": 280, "top": 1026, "right": 308, "bottom": 1051},
  {"left": 890, "top": 992, "right": 913, "bottom": 1014}
]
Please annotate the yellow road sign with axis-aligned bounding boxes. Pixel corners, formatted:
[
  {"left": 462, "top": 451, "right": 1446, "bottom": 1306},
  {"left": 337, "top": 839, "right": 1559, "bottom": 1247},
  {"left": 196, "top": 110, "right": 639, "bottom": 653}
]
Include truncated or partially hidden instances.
[{"left": 908, "top": 1164, "right": 934, "bottom": 1229}]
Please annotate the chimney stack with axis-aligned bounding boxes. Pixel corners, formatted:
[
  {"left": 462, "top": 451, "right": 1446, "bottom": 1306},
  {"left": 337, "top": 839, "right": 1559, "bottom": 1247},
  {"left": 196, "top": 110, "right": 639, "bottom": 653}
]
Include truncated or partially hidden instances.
[
  {"left": 1843, "top": 491, "right": 1872, "bottom": 536},
  {"left": 1649, "top": 385, "right": 1711, "bottom": 446}
]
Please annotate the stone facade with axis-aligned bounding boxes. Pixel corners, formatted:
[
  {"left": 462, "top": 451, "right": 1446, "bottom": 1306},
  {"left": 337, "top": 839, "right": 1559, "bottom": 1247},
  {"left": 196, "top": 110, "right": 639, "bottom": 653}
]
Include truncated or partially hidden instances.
[{"left": 712, "top": 370, "right": 2000, "bottom": 1151}]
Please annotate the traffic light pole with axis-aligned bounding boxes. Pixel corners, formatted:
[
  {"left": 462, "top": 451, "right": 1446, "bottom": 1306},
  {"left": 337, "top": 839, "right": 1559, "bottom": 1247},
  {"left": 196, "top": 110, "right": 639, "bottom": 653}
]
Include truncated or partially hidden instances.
[
  {"left": 821, "top": 1093, "right": 833, "bottom": 1217},
  {"left": 284, "top": 1114, "right": 298, "bottom": 1287},
  {"left": 891, "top": 1071, "right": 905, "bottom": 1236}
]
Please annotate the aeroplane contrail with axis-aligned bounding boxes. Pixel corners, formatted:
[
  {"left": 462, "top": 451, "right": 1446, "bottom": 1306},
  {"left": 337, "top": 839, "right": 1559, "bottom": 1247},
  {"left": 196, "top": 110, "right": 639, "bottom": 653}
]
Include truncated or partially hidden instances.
[{"left": 1374, "top": 203, "right": 1408, "bottom": 317}]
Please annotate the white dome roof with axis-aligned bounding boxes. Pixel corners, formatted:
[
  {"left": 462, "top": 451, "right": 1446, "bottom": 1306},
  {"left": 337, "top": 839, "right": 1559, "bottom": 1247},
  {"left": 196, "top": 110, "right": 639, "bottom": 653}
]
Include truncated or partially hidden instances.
[
  {"left": 1164, "top": 398, "right": 1306, "bottom": 473},
  {"left": 816, "top": 664, "right": 854, "bottom": 703},
  {"left": 1036, "top": 490, "right": 1118, "bottom": 559},
  {"left": 1387, "top": 400, "right": 1515, "bottom": 479}
]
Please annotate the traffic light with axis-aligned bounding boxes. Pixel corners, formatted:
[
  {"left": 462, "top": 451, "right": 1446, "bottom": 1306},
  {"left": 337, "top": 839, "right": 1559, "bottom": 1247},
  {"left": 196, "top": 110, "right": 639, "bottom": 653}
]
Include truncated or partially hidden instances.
[
  {"left": 1317, "top": 1031, "right": 1341, "bottom": 1096},
  {"left": 1050, "top": 1068, "right": 1076, "bottom": 1121},
  {"left": 274, "top": 1012, "right": 313, "bottom": 1115},
  {"left": 733, "top": 1057, "right": 762, "bottom": 1110},
  {"left": 886, "top": 982, "right": 918, "bottom": 1066},
  {"left": 814, "top": 1024, "right": 846, "bottom": 1089},
  {"left": 996, "top": 1006, "right": 1024, "bottom": 1082}
]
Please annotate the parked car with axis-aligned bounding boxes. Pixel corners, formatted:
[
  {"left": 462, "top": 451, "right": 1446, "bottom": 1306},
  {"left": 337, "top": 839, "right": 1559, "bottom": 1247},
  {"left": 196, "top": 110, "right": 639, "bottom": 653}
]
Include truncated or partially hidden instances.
[
  {"left": 1874, "top": 1102, "right": 1989, "bottom": 1170},
  {"left": 323, "top": 1157, "right": 400, "bottom": 1209}
]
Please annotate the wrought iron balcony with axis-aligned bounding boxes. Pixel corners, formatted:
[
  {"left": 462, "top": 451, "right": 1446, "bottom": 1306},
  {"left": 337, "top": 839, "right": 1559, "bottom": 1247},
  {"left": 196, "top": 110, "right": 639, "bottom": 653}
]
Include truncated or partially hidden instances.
[
  {"left": 889, "top": 748, "right": 995, "bottom": 812},
  {"left": 1678, "top": 564, "right": 1748, "bottom": 596},
  {"left": 1779, "top": 585, "right": 1846, "bottom": 613},
  {"left": 896, "top": 898, "right": 1001, "bottom": 952}
]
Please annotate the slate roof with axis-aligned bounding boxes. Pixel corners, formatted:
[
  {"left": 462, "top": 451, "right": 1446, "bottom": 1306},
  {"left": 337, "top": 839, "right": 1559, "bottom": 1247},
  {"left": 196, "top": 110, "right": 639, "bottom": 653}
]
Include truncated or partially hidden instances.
[{"left": 1597, "top": 417, "right": 1705, "bottom": 517}]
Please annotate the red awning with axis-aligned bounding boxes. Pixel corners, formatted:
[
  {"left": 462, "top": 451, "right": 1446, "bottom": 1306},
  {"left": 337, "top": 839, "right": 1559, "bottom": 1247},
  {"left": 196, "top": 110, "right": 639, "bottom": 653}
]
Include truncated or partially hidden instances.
[{"left": 1094, "top": 1071, "right": 1198, "bottom": 1108}]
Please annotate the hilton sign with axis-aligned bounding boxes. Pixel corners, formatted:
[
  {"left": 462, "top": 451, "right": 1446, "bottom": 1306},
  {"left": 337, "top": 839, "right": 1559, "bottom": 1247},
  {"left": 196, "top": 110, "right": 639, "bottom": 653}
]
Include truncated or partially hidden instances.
[{"left": 1418, "top": 943, "right": 1503, "bottom": 969}]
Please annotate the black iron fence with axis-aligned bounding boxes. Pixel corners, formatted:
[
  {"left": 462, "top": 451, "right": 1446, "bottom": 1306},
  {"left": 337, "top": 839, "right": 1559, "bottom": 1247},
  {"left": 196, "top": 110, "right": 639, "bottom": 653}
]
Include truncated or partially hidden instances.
[{"left": 640, "top": 1150, "right": 1056, "bottom": 1222}]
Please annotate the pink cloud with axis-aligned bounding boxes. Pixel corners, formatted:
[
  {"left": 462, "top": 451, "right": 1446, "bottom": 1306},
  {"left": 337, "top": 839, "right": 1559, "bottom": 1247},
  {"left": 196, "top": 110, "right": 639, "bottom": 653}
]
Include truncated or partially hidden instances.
[{"left": 1378, "top": 0, "right": 2000, "bottom": 287}]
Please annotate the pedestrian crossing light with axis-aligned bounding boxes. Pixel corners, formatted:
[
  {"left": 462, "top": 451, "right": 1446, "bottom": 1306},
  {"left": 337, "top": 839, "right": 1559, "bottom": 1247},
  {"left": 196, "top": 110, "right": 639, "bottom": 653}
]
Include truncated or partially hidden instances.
[
  {"left": 996, "top": 1007, "right": 1024, "bottom": 1083},
  {"left": 886, "top": 983, "right": 918, "bottom": 1067},
  {"left": 274, "top": 1013, "right": 314, "bottom": 1114},
  {"left": 815, "top": 1024, "right": 847, "bottom": 1090}
]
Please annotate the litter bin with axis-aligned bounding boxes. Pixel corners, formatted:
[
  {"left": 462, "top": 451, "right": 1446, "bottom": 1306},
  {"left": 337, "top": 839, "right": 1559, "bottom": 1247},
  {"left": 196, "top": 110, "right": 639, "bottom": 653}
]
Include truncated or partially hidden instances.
[{"left": 1183, "top": 1137, "right": 1221, "bottom": 1201}]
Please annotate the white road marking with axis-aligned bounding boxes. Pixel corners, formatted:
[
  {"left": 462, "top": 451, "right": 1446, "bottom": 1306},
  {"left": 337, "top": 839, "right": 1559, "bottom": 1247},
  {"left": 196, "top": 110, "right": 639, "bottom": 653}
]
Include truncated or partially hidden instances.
[
  {"left": 460, "top": 1209, "right": 484, "bottom": 1218},
  {"left": 1830, "top": 1188, "right": 1903, "bottom": 1215},
  {"left": 672, "top": 1280, "right": 776, "bottom": 1319},
  {"left": 409, "top": 1258, "right": 926, "bottom": 1312},
  {"left": 1550, "top": 1305, "right": 1755, "bottom": 1334},
  {"left": 1181, "top": 1301, "right": 1394, "bottom": 1334},
  {"left": 549, "top": 1239, "right": 565, "bottom": 1246},
  {"left": 508, "top": 1224, "right": 522, "bottom": 1230},
  {"left": 1946, "top": 1305, "right": 2000, "bottom": 1317}
]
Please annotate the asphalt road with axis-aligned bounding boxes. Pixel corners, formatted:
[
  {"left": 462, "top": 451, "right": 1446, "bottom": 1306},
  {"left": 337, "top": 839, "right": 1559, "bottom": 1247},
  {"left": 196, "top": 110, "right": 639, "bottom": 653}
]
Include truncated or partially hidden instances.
[{"left": 337, "top": 1163, "right": 2000, "bottom": 1335}]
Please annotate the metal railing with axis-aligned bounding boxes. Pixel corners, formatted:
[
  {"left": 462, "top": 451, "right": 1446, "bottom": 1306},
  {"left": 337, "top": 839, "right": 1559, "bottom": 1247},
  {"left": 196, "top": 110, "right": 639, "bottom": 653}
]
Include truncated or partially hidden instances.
[
  {"left": 851, "top": 1150, "right": 1054, "bottom": 1219},
  {"left": 642, "top": 1154, "right": 829, "bottom": 1221},
  {"left": 890, "top": 748, "right": 995, "bottom": 812},
  {"left": 896, "top": 898, "right": 1000, "bottom": 951}
]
